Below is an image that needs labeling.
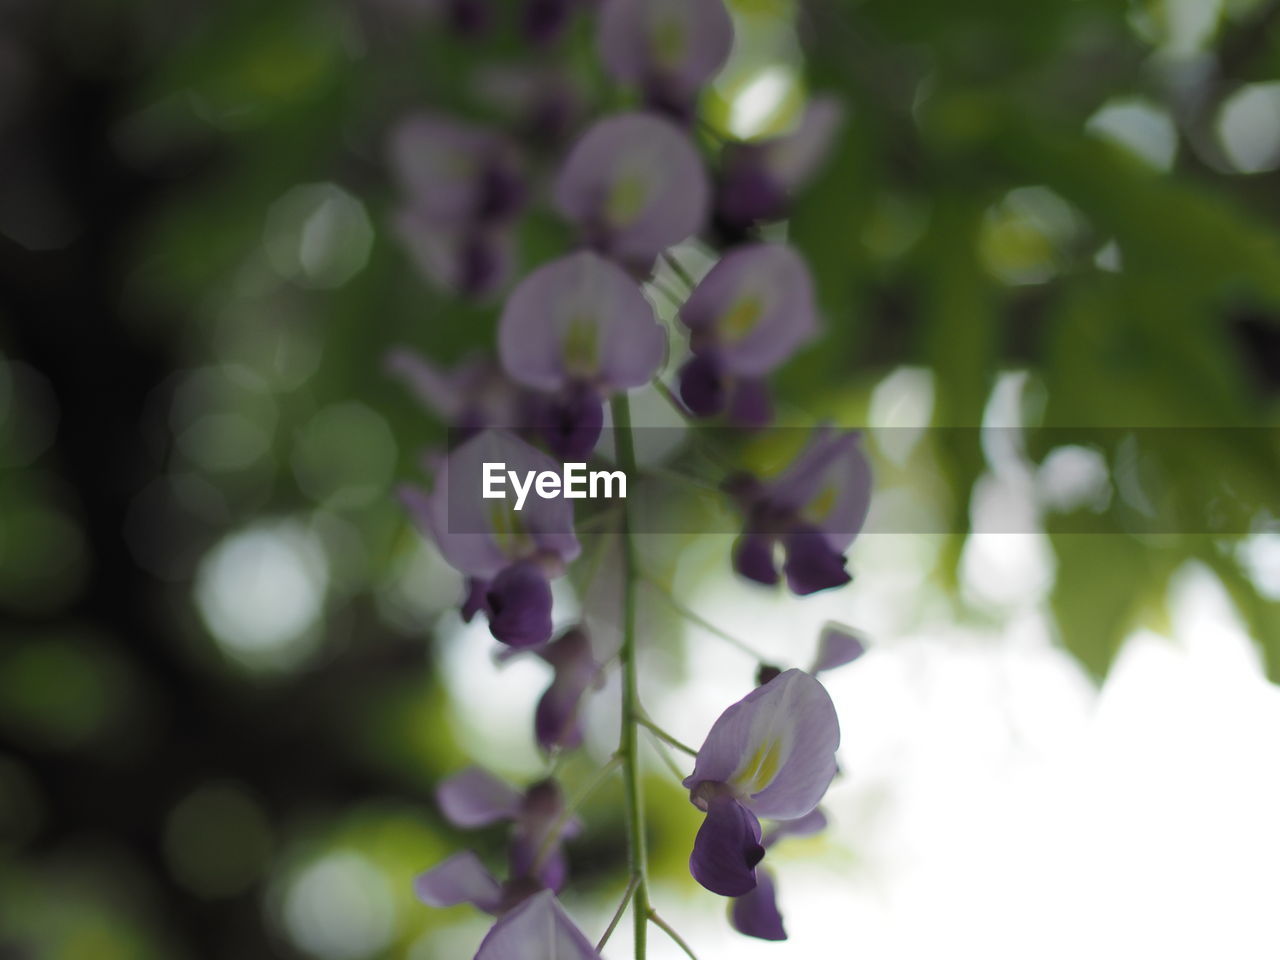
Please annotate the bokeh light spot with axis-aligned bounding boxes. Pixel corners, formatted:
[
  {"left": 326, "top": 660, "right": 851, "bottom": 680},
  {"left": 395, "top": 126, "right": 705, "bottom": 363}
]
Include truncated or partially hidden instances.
[{"left": 194, "top": 519, "right": 329, "bottom": 671}]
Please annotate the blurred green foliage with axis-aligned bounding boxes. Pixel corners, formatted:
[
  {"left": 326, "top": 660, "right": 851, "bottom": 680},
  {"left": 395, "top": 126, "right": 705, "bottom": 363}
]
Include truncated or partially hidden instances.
[{"left": 3, "top": 0, "right": 1280, "bottom": 956}]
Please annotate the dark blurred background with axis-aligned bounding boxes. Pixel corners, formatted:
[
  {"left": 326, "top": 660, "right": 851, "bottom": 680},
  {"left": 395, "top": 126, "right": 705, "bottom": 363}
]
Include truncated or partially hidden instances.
[{"left": 3, "top": 0, "right": 1280, "bottom": 957}]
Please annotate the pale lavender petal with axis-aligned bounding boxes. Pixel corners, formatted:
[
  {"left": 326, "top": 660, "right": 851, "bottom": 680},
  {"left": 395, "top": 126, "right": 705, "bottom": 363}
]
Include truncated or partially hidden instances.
[
  {"left": 812, "top": 624, "right": 866, "bottom": 674},
  {"left": 422, "top": 431, "right": 580, "bottom": 578},
  {"left": 553, "top": 113, "right": 710, "bottom": 264},
  {"left": 597, "top": 0, "right": 733, "bottom": 104},
  {"left": 498, "top": 250, "right": 665, "bottom": 391},
  {"left": 764, "top": 96, "right": 844, "bottom": 191},
  {"left": 729, "top": 867, "right": 786, "bottom": 941},
  {"left": 385, "top": 347, "right": 466, "bottom": 422},
  {"left": 684, "top": 669, "right": 840, "bottom": 821},
  {"left": 764, "top": 807, "right": 828, "bottom": 847},
  {"left": 690, "top": 793, "right": 764, "bottom": 897},
  {"left": 474, "top": 890, "right": 602, "bottom": 960},
  {"left": 414, "top": 851, "right": 503, "bottom": 913},
  {"left": 401, "top": 481, "right": 506, "bottom": 580},
  {"left": 438, "top": 767, "right": 523, "bottom": 828},
  {"left": 766, "top": 430, "right": 873, "bottom": 551},
  {"left": 390, "top": 113, "right": 518, "bottom": 224},
  {"left": 679, "top": 245, "right": 818, "bottom": 376}
]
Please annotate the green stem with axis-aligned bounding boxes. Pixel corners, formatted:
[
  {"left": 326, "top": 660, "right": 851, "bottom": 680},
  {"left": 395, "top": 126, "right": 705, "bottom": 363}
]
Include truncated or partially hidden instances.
[
  {"left": 638, "top": 570, "right": 772, "bottom": 663},
  {"left": 635, "top": 715, "right": 697, "bottom": 757},
  {"left": 596, "top": 875, "right": 640, "bottom": 952},
  {"left": 649, "top": 910, "right": 701, "bottom": 960},
  {"left": 661, "top": 251, "right": 698, "bottom": 291},
  {"left": 611, "top": 392, "right": 650, "bottom": 960}
]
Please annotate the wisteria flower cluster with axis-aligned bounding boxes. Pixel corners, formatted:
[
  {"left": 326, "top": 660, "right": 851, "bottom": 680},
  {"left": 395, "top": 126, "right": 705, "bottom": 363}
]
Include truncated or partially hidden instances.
[{"left": 386, "top": 1, "right": 872, "bottom": 956}]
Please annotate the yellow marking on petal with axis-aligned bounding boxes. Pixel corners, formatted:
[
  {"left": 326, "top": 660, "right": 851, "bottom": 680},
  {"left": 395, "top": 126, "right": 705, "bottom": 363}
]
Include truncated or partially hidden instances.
[
  {"left": 719, "top": 296, "right": 764, "bottom": 342},
  {"left": 489, "top": 500, "right": 530, "bottom": 554},
  {"left": 804, "top": 484, "right": 838, "bottom": 523},
  {"left": 734, "top": 736, "right": 784, "bottom": 795},
  {"left": 650, "top": 17, "right": 687, "bottom": 70},
  {"left": 605, "top": 174, "right": 649, "bottom": 226},
  {"left": 562, "top": 314, "right": 600, "bottom": 378}
]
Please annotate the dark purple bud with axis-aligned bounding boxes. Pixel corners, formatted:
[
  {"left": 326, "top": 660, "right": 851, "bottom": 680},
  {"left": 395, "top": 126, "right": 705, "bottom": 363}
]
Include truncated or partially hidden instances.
[
  {"left": 733, "top": 533, "right": 779, "bottom": 586},
  {"left": 755, "top": 663, "right": 783, "bottom": 687},
  {"left": 727, "top": 377, "right": 772, "bottom": 428},
  {"left": 509, "top": 779, "right": 580, "bottom": 892},
  {"left": 718, "top": 156, "right": 790, "bottom": 227},
  {"left": 781, "top": 526, "right": 851, "bottom": 596},
  {"left": 730, "top": 867, "right": 787, "bottom": 941},
  {"left": 538, "top": 384, "right": 605, "bottom": 462},
  {"left": 486, "top": 562, "right": 554, "bottom": 647},
  {"left": 689, "top": 792, "right": 765, "bottom": 897},
  {"left": 678, "top": 353, "right": 726, "bottom": 417}
]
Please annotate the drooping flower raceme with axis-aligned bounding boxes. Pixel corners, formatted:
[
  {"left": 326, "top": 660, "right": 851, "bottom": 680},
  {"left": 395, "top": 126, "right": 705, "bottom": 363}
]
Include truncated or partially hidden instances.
[
  {"left": 677, "top": 243, "right": 818, "bottom": 426},
  {"left": 401, "top": 430, "right": 580, "bottom": 646},
  {"left": 416, "top": 767, "right": 582, "bottom": 913},
  {"left": 682, "top": 669, "right": 840, "bottom": 897},
  {"left": 729, "top": 428, "right": 873, "bottom": 595},
  {"left": 596, "top": 0, "right": 733, "bottom": 119},
  {"left": 473, "top": 889, "right": 602, "bottom": 960},
  {"left": 553, "top": 111, "right": 710, "bottom": 272},
  {"left": 717, "top": 96, "right": 844, "bottom": 230},
  {"left": 498, "top": 249, "right": 666, "bottom": 459}
]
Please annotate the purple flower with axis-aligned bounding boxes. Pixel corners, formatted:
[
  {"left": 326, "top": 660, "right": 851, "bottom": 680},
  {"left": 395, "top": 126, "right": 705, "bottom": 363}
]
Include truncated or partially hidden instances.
[
  {"left": 416, "top": 768, "right": 583, "bottom": 914},
  {"left": 386, "top": 348, "right": 529, "bottom": 433},
  {"left": 553, "top": 113, "right": 710, "bottom": 270},
  {"left": 473, "top": 889, "right": 602, "bottom": 960},
  {"left": 390, "top": 113, "right": 524, "bottom": 226},
  {"left": 498, "top": 250, "right": 666, "bottom": 458},
  {"left": 728, "top": 808, "right": 829, "bottom": 941},
  {"left": 534, "top": 626, "right": 604, "bottom": 753},
  {"left": 682, "top": 669, "right": 840, "bottom": 896},
  {"left": 676, "top": 244, "right": 818, "bottom": 425},
  {"left": 729, "top": 428, "right": 872, "bottom": 596},
  {"left": 474, "top": 66, "right": 584, "bottom": 148},
  {"left": 401, "top": 430, "right": 580, "bottom": 646},
  {"left": 394, "top": 211, "right": 515, "bottom": 299},
  {"left": 597, "top": 0, "right": 733, "bottom": 118},
  {"left": 718, "top": 97, "right": 844, "bottom": 228}
]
